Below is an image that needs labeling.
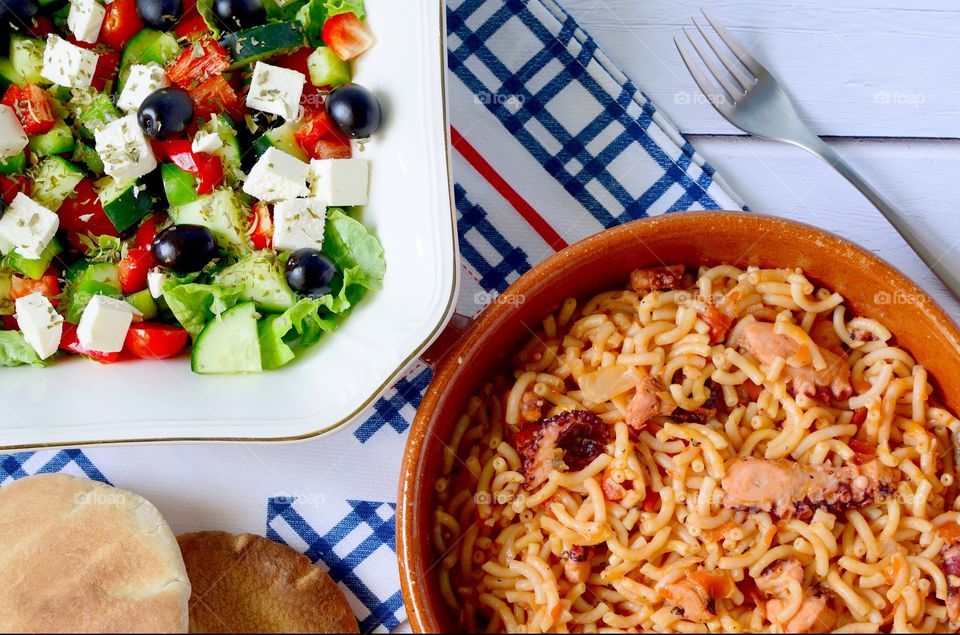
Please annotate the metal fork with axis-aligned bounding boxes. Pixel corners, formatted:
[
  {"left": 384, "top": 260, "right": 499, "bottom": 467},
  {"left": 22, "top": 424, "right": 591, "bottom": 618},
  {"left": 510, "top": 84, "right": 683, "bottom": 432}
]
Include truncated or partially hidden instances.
[{"left": 676, "top": 11, "right": 960, "bottom": 299}]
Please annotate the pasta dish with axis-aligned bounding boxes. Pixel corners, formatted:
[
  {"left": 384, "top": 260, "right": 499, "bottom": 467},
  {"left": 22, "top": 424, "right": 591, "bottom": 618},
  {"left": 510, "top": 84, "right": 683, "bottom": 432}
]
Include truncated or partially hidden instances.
[{"left": 431, "top": 264, "right": 960, "bottom": 633}]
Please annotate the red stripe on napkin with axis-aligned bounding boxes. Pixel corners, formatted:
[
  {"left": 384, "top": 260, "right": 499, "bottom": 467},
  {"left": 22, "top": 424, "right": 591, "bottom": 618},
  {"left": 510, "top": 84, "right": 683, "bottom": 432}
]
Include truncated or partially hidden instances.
[{"left": 450, "top": 126, "right": 568, "bottom": 250}]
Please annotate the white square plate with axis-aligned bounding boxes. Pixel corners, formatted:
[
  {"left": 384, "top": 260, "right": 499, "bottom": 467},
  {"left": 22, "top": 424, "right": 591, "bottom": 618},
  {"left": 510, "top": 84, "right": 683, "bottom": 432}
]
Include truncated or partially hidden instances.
[{"left": 0, "top": 0, "right": 458, "bottom": 449}]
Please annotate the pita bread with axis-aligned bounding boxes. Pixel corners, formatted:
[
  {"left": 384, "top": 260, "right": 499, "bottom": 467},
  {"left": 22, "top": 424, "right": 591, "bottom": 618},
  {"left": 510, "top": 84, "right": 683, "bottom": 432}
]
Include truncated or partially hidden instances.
[
  {"left": 177, "top": 531, "right": 359, "bottom": 634},
  {"left": 0, "top": 473, "right": 191, "bottom": 633}
]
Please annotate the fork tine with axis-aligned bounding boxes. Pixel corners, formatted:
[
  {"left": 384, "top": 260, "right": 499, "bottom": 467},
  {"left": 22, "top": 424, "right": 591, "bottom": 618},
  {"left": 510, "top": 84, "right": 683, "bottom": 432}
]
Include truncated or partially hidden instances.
[
  {"left": 693, "top": 18, "right": 755, "bottom": 91},
  {"left": 700, "top": 9, "right": 764, "bottom": 77},
  {"left": 674, "top": 35, "right": 732, "bottom": 113},
  {"left": 682, "top": 27, "right": 742, "bottom": 102}
]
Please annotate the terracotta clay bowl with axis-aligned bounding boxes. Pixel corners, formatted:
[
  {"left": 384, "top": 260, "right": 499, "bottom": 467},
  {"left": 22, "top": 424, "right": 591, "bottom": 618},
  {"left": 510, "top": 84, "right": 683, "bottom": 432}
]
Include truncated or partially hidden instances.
[{"left": 396, "top": 211, "right": 960, "bottom": 632}]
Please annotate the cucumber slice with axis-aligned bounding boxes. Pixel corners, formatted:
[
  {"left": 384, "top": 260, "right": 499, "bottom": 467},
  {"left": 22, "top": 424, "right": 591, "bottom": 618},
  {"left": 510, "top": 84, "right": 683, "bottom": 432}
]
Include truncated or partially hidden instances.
[
  {"left": 191, "top": 302, "right": 262, "bottom": 373},
  {"left": 307, "top": 47, "right": 351, "bottom": 87},
  {"left": 77, "top": 262, "right": 121, "bottom": 288},
  {"left": 0, "top": 152, "right": 26, "bottom": 175},
  {"left": 70, "top": 90, "right": 121, "bottom": 140},
  {"left": 72, "top": 142, "right": 104, "bottom": 175},
  {"left": 31, "top": 156, "right": 84, "bottom": 211},
  {"left": 125, "top": 289, "right": 158, "bottom": 319},
  {"left": 97, "top": 176, "right": 154, "bottom": 232},
  {"left": 0, "top": 58, "right": 25, "bottom": 91},
  {"left": 28, "top": 119, "right": 75, "bottom": 156},
  {"left": 9, "top": 36, "right": 47, "bottom": 86},
  {"left": 5, "top": 236, "right": 62, "bottom": 280},
  {"left": 201, "top": 114, "right": 242, "bottom": 182},
  {"left": 214, "top": 251, "right": 297, "bottom": 312},
  {"left": 119, "top": 30, "right": 180, "bottom": 92},
  {"left": 161, "top": 163, "right": 201, "bottom": 207},
  {"left": 252, "top": 119, "right": 308, "bottom": 162},
  {"left": 169, "top": 188, "right": 250, "bottom": 254},
  {"left": 219, "top": 22, "right": 305, "bottom": 71}
]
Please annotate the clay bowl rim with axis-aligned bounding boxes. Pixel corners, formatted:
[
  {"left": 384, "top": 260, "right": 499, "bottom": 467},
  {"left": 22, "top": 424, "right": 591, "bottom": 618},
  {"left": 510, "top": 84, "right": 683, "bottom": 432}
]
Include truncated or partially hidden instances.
[{"left": 396, "top": 210, "right": 960, "bottom": 633}]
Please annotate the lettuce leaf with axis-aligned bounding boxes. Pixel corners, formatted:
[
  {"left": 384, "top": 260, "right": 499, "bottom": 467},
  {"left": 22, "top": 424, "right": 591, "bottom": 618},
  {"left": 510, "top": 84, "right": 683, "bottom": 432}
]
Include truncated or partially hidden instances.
[
  {"left": 322, "top": 208, "right": 385, "bottom": 293},
  {"left": 295, "top": 0, "right": 329, "bottom": 47},
  {"left": 257, "top": 265, "right": 363, "bottom": 370},
  {"left": 257, "top": 208, "right": 384, "bottom": 371},
  {"left": 196, "top": 0, "right": 221, "bottom": 38},
  {"left": 163, "top": 283, "right": 245, "bottom": 339},
  {"left": 0, "top": 331, "right": 45, "bottom": 367},
  {"left": 323, "top": 0, "right": 364, "bottom": 19}
]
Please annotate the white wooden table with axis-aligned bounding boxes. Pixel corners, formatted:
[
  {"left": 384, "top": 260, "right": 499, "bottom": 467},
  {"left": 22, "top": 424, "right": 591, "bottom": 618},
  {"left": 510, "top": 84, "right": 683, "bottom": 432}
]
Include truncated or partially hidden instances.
[{"left": 563, "top": 0, "right": 960, "bottom": 318}]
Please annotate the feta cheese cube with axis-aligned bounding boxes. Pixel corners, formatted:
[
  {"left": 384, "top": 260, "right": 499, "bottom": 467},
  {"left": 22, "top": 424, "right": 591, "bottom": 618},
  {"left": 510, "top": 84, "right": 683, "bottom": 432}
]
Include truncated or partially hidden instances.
[
  {"left": 272, "top": 198, "right": 327, "bottom": 253},
  {"left": 94, "top": 114, "right": 158, "bottom": 182},
  {"left": 245, "top": 62, "right": 305, "bottom": 121},
  {"left": 242, "top": 147, "right": 309, "bottom": 202},
  {"left": 147, "top": 269, "right": 168, "bottom": 299},
  {"left": 0, "top": 193, "right": 59, "bottom": 259},
  {"left": 15, "top": 292, "right": 63, "bottom": 360},
  {"left": 76, "top": 295, "right": 141, "bottom": 353},
  {"left": 67, "top": 0, "right": 106, "bottom": 44},
  {"left": 191, "top": 130, "right": 223, "bottom": 154},
  {"left": 307, "top": 158, "right": 369, "bottom": 206},
  {"left": 116, "top": 63, "right": 168, "bottom": 113},
  {"left": 0, "top": 105, "right": 28, "bottom": 159},
  {"left": 41, "top": 35, "right": 98, "bottom": 89}
]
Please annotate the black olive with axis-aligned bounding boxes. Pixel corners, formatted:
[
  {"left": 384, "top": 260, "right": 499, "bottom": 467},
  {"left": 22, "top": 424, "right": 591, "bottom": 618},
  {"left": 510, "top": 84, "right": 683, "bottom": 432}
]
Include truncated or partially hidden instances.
[
  {"left": 138, "top": 88, "right": 194, "bottom": 140},
  {"left": 324, "top": 83, "right": 382, "bottom": 139},
  {"left": 135, "top": 0, "right": 182, "bottom": 30},
  {"left": 1, "top": 0, "right": 38, "bottom": 23},
  {"left": 153, "top": 225, "right": 218, "bottom": 273},
  {"left": 212, "top": 0, "right": 265, "bottom": 32},
  {"left": 285, "top": 249, "right": 337, "bottom": 297}
]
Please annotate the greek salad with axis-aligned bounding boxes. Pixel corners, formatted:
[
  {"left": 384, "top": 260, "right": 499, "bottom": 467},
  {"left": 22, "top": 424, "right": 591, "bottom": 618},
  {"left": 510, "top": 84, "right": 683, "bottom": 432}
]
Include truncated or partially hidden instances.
[{"left": 0, "top": 0, "right": 386, "bottom": 373}]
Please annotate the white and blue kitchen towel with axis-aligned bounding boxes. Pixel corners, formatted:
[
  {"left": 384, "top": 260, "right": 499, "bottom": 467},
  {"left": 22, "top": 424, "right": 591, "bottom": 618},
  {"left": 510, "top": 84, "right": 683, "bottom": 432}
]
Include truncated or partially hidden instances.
[{"left": 0, "top": 1, "right": 743, "bottom": 632}]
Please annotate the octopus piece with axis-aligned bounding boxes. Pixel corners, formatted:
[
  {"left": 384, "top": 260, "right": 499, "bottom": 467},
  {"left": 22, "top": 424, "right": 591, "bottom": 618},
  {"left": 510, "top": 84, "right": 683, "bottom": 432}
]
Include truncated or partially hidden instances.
[
  {"left": 720, "top": 457, "right": 897, "bottom": 520},
  {"left": 937, "top": 522, "right": 960, "bottom": 623},
  {"left": 562, "top": 545, "right": 593, "bottom": 584},
  {"left": 731, "top": 321, "right": 853, "bottom": 400},
  {"left": 629, "top": 264, "right": 685, "bottom": 293},
  {"left": 515, "top": 410, "right": 611, "bottom": 490},
  {"left": 659, "top": 570, "right": 735, "bottom": 623},
  {"left": 756, "top": 560, "right": 836, "bottom": 633},
  {"left": 625, "top": 376, "right": 676, "bottom": 430},
  {"left": 808, "top": 319, "right": 845, "bottom": 356},
  {"left": 701, "top": 285, "right": 746, "bottom": 344},
  {"left": 519, "top": 391, "right": 544, "bottom": 423},
  {"left": 670, "top": 382, "right": 722, "bottom": 424}
]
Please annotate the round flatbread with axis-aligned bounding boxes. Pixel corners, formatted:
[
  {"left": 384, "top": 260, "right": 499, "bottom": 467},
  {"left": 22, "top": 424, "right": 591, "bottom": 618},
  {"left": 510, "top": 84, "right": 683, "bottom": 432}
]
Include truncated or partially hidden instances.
[
  {"left": 177, "top": 531, "right": 359, "bottom": 634},
  {"left": 0, "top": 473, "right": 191, "bottom": 633}
]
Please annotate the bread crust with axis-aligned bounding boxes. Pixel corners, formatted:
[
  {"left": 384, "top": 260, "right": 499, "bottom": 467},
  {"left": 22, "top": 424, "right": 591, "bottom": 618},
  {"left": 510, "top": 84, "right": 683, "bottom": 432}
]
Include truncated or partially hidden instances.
[
  {"left": 0, "top": 474, "right": 191, "bottom": 633},
  {"left": 177, "top": 531, "right": 359, "bottom": 634}
]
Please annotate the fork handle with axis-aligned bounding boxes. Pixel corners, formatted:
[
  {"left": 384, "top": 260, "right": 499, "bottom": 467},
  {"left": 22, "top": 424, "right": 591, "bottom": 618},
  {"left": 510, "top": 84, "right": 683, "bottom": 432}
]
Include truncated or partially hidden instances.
[{"left": 801, "top": 136, "right": 960, "bottom": 299}]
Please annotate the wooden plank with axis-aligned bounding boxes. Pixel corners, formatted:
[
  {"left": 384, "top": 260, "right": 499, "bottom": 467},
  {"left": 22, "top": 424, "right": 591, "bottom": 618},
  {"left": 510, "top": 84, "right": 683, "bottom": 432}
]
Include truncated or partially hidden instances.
[
  {"left": 691, "top": 134, "right": 960, "bottom": 317},
  {"left": 562, "top": 0, "right": 960, "bottom": 138}
]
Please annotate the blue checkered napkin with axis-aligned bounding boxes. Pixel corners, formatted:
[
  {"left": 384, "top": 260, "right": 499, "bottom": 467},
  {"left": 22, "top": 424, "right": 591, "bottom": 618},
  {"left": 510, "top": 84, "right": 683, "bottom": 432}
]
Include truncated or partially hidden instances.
[
  {"left": 268, "top": 497, "right": 404, "bottom": 633},
  {"left": 0, "top": 2, "right": 745, "bottom": 633},
  {"left": 446, "top": 0, "right": 744, "bottom": 237}
]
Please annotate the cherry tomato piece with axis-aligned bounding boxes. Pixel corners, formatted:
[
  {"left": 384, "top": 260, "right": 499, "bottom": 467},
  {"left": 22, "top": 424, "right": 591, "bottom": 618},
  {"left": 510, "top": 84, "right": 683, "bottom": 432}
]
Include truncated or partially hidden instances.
[
  {"left": 118, "top": 247, "right": 158, "bottom": 294},
  {"left": 248, "top": 201, "right": 273, "bottom": 250},
  {"left": 124, "top": 323, "right": 190, "bottom": 359},
  {"left": 100, "top": 0, "right": 144, "bottom": 51},
  {"left": 322, "top": 13, "right": 375, "bottom": 61}
]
